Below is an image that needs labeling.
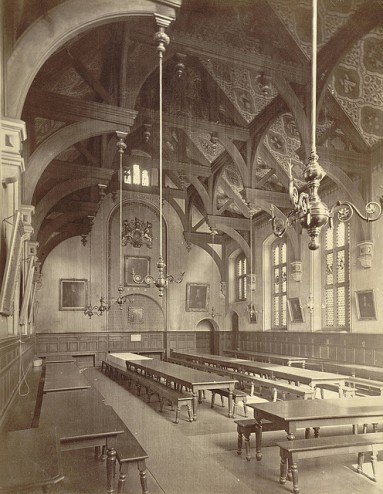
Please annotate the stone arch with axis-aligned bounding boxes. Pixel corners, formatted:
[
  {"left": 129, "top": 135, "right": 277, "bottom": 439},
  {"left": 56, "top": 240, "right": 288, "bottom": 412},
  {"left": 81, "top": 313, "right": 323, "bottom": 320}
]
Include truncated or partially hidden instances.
[{"left": 6, "top": 0, "right": 178, "bottom": 118}]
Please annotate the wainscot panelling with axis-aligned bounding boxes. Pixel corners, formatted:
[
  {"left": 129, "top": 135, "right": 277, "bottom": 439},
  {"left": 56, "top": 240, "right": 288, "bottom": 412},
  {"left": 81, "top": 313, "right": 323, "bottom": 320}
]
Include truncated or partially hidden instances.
[
  {"left": 0, "top": 336, "right": 35, "bottom": 425},
  {"left": 165, "top": 332, "right": 196, "bottom": 355},
  {"left": 196, "top": 332, "right": 211, "bottom": 354},
  {"left": 36, "top": 332, "right": 164, "bottom": 366},
  {"left": 233, "top": 332, "right": 383, "bottom": 367}
]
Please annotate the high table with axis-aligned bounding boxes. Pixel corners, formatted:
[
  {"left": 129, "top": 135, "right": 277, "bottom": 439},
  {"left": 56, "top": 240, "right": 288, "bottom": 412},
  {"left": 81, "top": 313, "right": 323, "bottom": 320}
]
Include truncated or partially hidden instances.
[
  {"left": 0, "top": 427, "right": 63, "bottom": 493},
  {"left": 124, "top": 358, "right": 238, "bottom": 420},
  {"left": 247, "top": 397, "right": 383, "bottom": 460},
  {"left": 39, "top": 387, "right": 125, "bottom": 493},
  {"left": 44, "top": 361, "right": 91, "bottom": 393}
]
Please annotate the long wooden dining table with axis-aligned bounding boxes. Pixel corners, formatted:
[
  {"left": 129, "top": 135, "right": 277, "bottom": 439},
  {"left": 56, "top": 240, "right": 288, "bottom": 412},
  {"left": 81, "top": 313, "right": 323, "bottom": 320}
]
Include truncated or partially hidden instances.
[
  {"left": 122, "top": 356, "right": 238, "bottom": 420},
  {"left": 170, "top": 351, "right": 348, "bottom": 395},
  {"left": 247, "top": 397, "right": 383, "bottom": 460},
  {"left": 43, "top": 361, "right": 91, "bottom": 393},
  {"left": 39, "top": 387, "right": 125, "bottom": 493},
  {"left": 224, "top": 350, "right": 308, "bottom": 367}
]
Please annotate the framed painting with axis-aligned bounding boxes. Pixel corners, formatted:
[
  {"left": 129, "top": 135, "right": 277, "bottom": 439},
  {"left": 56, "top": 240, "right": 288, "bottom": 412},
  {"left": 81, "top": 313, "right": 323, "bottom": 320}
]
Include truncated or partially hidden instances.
[
  {"left": 355, "top": 289, "right": 376, "bottom": 320},
  {"left": 186, "top": 283, "right": 209, "bottom": 312},
  {"left": 128, "top": 307, "right": 143, "bottom": 324},
  {"left": 287, "top": 297, "right": 304, "bottom": 322},
  {"left": 59, "top": 279, "right": 87, "bottom": 311},
  {"left": 124, "top": 256, "right": 150, "bottom": 286}
]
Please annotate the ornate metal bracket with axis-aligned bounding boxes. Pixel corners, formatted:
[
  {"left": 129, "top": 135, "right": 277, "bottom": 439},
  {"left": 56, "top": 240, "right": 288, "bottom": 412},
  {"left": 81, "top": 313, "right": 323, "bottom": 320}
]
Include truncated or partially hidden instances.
[{"left": 132, "top": 256, "right": 184, "bottom": 297}]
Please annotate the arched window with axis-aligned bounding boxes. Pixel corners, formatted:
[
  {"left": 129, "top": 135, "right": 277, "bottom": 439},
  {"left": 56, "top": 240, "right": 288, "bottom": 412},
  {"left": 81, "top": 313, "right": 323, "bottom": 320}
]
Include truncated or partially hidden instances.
[
  {"left": 235, "top": 253, "right": 247, "bottom": 301},
  {"left": 124, "top": 164, "right": 150, "bottom": 187},
  {"left": 323, "top": 220, "right": 350, "bottom": 330},
  {"left": 272, "top": 239, "right": 287, "bottom": 329}
]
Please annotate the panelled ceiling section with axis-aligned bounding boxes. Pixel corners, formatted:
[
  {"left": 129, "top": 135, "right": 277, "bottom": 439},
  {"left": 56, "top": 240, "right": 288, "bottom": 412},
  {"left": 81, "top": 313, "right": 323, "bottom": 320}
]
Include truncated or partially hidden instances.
[{"left": 19, "top": 0, "right": 383, "bottom": 257}]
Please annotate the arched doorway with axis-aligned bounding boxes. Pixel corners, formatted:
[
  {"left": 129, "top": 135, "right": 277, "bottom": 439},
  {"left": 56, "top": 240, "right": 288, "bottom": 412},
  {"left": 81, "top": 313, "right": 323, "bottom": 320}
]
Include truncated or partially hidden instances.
[{"left": 196, "top": 319, "right": 219, "bottom": 354}]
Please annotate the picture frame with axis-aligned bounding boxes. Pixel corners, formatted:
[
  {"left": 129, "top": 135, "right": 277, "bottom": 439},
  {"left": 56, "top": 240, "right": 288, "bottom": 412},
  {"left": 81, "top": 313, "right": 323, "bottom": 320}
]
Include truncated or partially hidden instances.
[
  {"left": 186, "top": 283, "right": 209, "bottom": 312},
  {"left": 287, "top": 297, "right": 304, "bottom": 322},
  {"left": 59, "top": 278, "right": 87, "bottom": 311},
  {"left": 128, "top": 307, "right": 143, "bottom": 324},
  {"left": 355, "top": 289, "right": 376, "bottom": 320},
  {"left": 124, "top": 255, "right": 150, "bottom": 286}
]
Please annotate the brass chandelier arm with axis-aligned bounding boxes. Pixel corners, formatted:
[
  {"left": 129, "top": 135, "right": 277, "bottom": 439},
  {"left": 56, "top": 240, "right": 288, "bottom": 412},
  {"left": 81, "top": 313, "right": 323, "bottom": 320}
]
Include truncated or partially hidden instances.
[{"left": 330, "top": 200, "right": 382, "bottom": 225}]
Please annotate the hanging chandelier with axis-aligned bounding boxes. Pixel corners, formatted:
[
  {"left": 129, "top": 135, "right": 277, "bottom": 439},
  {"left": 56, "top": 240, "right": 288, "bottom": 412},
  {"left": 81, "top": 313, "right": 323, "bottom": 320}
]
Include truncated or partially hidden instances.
[
  {"left": 270, "top": 0, "right": 381, "bottom": 251},
  {"left": 132, "top": 24, "right": 184, "bottom": 296},
  {"left": 247, "top": 207, "right": 257, "bottom": 322},
  {"left": 83, "top": 215, "right": 110, "bottom": 318}
]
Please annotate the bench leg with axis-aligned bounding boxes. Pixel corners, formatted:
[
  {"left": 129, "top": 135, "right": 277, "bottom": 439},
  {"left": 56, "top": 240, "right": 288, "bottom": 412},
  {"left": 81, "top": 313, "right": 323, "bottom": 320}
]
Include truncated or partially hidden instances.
[
  {"left": 187, "top": 401, "right": 193, "bottom": 422},
  {"left": 192, "top": 392, "right": 198, "bottom": 421},
  {"left": 371, "top": 446, "right": 378, "bottom": 482},
  {"left": 117, "top": 463, "right": 128, "bottom": 494},
  {"left": 237, "top": 431, "right": 243, "bottom": 455},
  {"left": 280, "top": 455, "right": 288, "bottom": 484},
  {"left": 291, "top": 461, "right": 299, "bottom": 494},
  {"left": 175, "top": 403, "right": 180, "bottom": 424},
  {"left": 232, "top": 399, "right": 237, "bottom": 419},
  {"left": 244, "top": 431, "right": 251, "bottom": 461},
  {"left": 211, "top": 392, "right": 216, "bottom": 409},
  {"left": 255, "top": 424, "right": 263, "bottom": 461},
  {"left": 243, "top": 401, "right": 247, "bottom": 417}
]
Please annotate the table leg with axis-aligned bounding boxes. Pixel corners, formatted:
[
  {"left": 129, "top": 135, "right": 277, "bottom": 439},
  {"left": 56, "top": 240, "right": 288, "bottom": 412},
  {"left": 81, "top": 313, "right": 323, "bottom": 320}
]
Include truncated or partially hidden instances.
[
  {"left": 138, "top": 460, "right": 149, "bottom": 494},
  {"left": 106, "top": 447, "right": 117, "bottom": 494},
  {"left": 255, "top": 423, "right": 263, "bottom": 461},
  {"left": 228, "top": 389, "right": 233, "bottom": 418},
  {"left": 192, "top": 391, "right": 198, "bottom": 421},
  {"left": 117, "top": 464, "right": 128, "bottom": 494}
]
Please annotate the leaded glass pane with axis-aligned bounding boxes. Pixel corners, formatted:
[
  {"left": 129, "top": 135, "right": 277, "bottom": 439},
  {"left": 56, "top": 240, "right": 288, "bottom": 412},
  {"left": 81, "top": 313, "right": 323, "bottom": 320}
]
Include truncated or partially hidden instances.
[
  {"left": 274, "top": 296, "right": 279, "bottom": 326},
  {"left": 326, "top": 227, "right": 333, "bottom": 251},
  {"left": 282, "top": 295, "right": 287, "bottom": 326},
  {"left": 282, "top": 266, "right": 287, "bottom": 292},
  {"left": 274, "top": 268, "right": 279, "bottom": 293},
  {"left": 336, "top": 221, "right": 345, "bottom": 247},
  {"left": 142, "top": 169, "right": 150, "bottom": 186},
  {"left": 238, "top": 279, "right": 242, "bottom": 300},
  {"left": 274, "top": 245, "right": 279, "bottom": 265},
  {"left": 337, "top": 286, "right": 346, "bottom": 326},
  {"left": 325, "top": 288, "right": 334, "bottom": 326},
  {"left": 243, "top": 278, "right": 247, "bottom": 300},
  {"left": 326, "top": 253, "right": 333, "bottom": 285},
  {"left": 237, "top": 259, "right": 242, "bottom": 276},
  {"left": 243, "top": 258, "right": 247, "bottom": 273},
  {"left": 132, "top": 164, "right": 140, "bottom": 185},
  {"left": 281, "top": 243, "right": 286, "bottom": 263},
  {"left": 337, "top": 250, "right": 345, "bottom": 283},
  {"left": 124, "top": 168, "right": 132, "bottom": 184}
]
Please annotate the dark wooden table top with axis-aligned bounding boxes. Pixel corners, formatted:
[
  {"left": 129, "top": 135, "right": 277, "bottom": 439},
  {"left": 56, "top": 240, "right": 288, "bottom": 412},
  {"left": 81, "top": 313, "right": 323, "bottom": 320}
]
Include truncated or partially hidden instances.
[
  {"left": 247, "top": 396, "right": 383, "bottom": 422},
  {"left": 126, "top": 358, "right": 238, "bottom": 387},
  {"left": 0, "top": 427, "right": 63, "bottom": 492},
  {"left": 39, "top": 388, "right": 124, "bottom": 443},
  {"left": 44, "top": 361, "right": 91, "bottom": 393}
]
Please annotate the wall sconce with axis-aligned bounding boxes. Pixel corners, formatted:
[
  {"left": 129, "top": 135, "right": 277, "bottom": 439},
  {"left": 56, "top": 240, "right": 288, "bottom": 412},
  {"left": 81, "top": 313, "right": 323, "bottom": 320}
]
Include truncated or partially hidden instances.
[
  {"left": 290, "top": 261, "right": 302, "bottom": 282},
  {"left": 357, "top": 241, "right": 373, "bottom": 269}
]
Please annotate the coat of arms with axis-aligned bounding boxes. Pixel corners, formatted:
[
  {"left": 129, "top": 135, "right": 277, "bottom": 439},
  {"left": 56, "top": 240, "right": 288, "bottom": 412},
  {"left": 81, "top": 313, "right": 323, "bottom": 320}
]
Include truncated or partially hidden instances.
[{"left": 121, "top": 217, "right": 153, "bottom": 248}]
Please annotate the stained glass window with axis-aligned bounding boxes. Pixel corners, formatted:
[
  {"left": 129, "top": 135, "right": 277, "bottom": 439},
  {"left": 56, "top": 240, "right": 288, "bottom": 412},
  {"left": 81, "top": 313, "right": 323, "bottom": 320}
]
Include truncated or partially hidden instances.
[
  {"left": 124, "top": 164, "right": 150, "bottom": 186},
  {"left": 272, "top": 239, "right": 287, "bottom": 329},
  {"left": 323, "top": 220, "right": 350, "bottom": 330}
]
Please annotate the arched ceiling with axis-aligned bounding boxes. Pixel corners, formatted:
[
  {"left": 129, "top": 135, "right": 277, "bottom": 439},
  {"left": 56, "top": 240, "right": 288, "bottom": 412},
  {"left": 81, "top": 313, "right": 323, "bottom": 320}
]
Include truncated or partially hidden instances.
[{"left": 11, "top": 0, "right": 383, "bottom": 259}]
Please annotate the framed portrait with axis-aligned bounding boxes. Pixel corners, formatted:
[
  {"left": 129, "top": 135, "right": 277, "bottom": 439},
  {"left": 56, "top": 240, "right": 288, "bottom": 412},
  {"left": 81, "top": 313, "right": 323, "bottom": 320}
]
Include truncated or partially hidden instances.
[
  {"left": 186, "top": 283, "right": 209, "bottom": 312},
  {"left": 59, "top": 279, "right": 87, "bottom": 311},
  {"left": 355, "top": 289, "right": 376, "bottom": 320},
  {"left": 124, "top": 256, "right": 150, "bottom": 286},
  {"left": 288, "top": 297, "right": 304, "bottom": 322}
]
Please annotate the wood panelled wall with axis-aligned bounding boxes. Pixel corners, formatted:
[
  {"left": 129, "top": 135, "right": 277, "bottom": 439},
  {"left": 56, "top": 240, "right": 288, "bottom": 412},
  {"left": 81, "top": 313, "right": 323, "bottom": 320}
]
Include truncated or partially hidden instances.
[
  {"left": 235, "top": 332, "right": 383, "bottom": 367},
  {"left": 0, "top": 336, "right": 35, "bottom": 423},
  {"left": 36, "top": 331, "right": 198, "bottom": 366}
]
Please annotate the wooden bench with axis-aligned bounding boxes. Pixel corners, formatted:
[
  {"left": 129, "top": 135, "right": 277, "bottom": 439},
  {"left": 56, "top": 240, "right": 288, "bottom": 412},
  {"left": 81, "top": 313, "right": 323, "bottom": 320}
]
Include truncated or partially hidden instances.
[
  {"left": 244, "top": 375, "right": 315, "bottom": 402},
  {"left": 276, "top": 432, "right": 383, "bottom": 494},
  {"left": 113, "top": 420, "right": 149, "bottom": 494},
  {"left": 234, "top": 417, "right": 279, "bottom": 461},
  {"left": 211, "top": 388, "right": 248, "bottom": 418},
  {"left": 314, "top": 382, "right": 356, "bottom": 398},
  {"left": 345, "top": 376, "right": 383, "bottom": 396}
]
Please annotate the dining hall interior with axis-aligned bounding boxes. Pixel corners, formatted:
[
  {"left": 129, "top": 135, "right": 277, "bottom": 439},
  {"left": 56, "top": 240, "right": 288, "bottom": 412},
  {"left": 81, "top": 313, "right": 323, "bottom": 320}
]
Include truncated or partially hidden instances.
[{"left": 1, "top": 0, "right": 383, "bottom": 493}]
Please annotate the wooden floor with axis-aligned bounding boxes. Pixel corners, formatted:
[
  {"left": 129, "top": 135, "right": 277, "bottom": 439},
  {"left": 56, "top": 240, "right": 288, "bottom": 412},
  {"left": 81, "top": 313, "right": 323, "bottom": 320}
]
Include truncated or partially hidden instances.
[{"left": 3, "top": 365, "right": 383, "bottom": 494}]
